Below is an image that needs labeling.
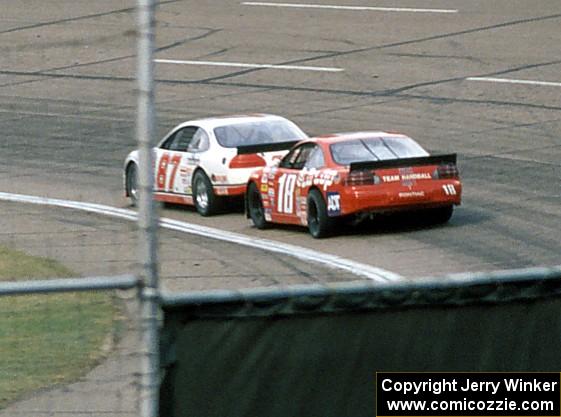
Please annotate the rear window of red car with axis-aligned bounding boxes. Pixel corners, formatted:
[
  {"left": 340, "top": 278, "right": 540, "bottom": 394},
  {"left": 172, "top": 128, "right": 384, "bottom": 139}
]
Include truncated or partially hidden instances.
[{"left": 330, "top": 136, "right": 428, "bottom": 165}]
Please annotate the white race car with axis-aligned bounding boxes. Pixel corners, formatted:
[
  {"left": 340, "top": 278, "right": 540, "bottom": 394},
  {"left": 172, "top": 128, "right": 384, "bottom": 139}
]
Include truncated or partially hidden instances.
[{"left": 124, "top": 114, "right": 307, "bottom": 216}]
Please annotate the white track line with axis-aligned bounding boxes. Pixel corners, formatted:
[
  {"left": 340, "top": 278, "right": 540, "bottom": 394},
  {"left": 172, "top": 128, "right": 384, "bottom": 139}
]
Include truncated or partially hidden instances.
[
  {"left": 242, "top": 2, "right": 458, "bottom": 14},
  {"left": 155, "top": 59, "right": 343, "bottom": 73},
  {"left": 0, "top": 192, "right": 402, "bottom": 283},
  {"left": 467, "top": 77, "right": 561, "bottom": 87}
]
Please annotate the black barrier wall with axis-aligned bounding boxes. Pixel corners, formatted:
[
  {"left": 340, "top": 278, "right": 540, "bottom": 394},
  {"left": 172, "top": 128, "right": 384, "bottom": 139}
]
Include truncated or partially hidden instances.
[{"left": 159, "top": 269, "right": 561, "bottom": 417}]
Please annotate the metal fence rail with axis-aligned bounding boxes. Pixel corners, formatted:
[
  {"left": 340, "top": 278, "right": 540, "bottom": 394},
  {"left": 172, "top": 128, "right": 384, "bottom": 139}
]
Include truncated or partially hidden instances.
[
  {"left": 161, "top": 264, "right": 561, "bottom": 307},
  {"left": 0, "top": 275, "right": 138, "bottom": 296}
]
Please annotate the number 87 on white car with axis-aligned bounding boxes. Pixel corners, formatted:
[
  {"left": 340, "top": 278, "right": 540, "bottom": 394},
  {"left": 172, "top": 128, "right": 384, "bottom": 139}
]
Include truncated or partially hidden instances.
[{"left": 123, "top": 114, "right": 307, "bottom": 216}]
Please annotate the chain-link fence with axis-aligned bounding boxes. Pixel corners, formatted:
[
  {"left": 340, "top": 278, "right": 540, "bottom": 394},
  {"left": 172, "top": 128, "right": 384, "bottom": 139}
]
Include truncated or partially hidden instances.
[
  {"left": 0, "top": 276, "right": 141, "bottom": 417},
  {"left": 0, "top": 201, "right": 145, "bottom": 417}
]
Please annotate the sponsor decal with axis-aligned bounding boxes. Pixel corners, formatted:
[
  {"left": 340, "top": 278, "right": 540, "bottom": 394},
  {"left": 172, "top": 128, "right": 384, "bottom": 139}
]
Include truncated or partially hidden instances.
[
  {"left": 399, "top": 167, "right": 415, "bottom": 188},
  {"left": 260, "top": 183, "right": 269, "bottom": 193},
  {"left": 268, "top": 167, "right": 278, "bottom": 178},
  {"left": 215, "top": 187, "right": 228, "bottom": 196},
  {"left": 401, "top": 172, "right": 431, "bottom": 180},
  {"left": 212, "top": 174, "right": 227, "bottom": 183},
  {"left": 297, "top": 169, "right": 339, "bottom": 191},
  {"left": 382, "top": 172, "right": 431, "bottom": 183},
  {"left": 382, "top": 175, "right": 400, "bottom": 182},
  {"left": 327, "top": 192, "right": 341, "bottom": 216},
  {"left": 267, "top": 187, "right": 276, "bottom": 207},
  {"left": 264, "top": 208, "right": 272, "bottom": 221},
  {"left": 296, "top": 196, "right": 307, "bottom": 218},
  {"left": 186, "top": 155, "right": 200, "bottom": 164},
  {"left": 398, "top": 191, "right": 425, "bottom": 198},
  {"left": 442, "top": 184, "right": 457, "bottom": 195},
  {"left": 297, "top": 197, "right": 308, "bottom": 225}
]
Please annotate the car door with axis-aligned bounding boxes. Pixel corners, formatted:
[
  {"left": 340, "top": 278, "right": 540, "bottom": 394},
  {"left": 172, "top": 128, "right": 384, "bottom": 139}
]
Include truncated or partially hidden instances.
[
  {"left": 272, "top": 143, "right": 322, "bottom": 223},
  {"left": 155, "top": 126, "right": 200, "bottom": 195}
]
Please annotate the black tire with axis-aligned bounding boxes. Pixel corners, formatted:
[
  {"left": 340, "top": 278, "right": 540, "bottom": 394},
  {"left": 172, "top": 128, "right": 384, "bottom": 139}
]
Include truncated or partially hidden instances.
[
  {"left": 307, "top": 189, "right": 336, "bottom": 238},
  {"left": 431, "top": 205, "right": 454, "bottom": 224},
  {"left": 193, "top": 170, "right": 218, "bottom": 216},
  {"left": 247, "top": 182, "right": 270, "bottom": 229},
  {"left": 126, "top": 164, "right": 139, "bottom": 207}
]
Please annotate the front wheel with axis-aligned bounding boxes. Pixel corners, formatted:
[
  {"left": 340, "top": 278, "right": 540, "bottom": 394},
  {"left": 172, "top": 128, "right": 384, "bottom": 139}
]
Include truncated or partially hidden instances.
[
  {"left": 193, "top": 171, "right": 219, "bottom": 216},
  {"left": 126, "top": 164, "right": 139, "bottom": 207},
  {"left": 307, "top": 189, "right": 336, "bottom": 238},
  {"left": 247, "top": 182, "right": 270, "bottom": 229}
]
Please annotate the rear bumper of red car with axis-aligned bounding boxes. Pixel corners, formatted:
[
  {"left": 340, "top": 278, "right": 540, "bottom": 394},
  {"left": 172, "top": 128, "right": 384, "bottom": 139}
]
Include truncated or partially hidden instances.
[{"left": 338, "top": 180, "right": 462, "bottom": 216}]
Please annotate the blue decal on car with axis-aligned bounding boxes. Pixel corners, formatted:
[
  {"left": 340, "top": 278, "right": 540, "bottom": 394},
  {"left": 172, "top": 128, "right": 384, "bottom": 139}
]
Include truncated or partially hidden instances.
[{"left": 327, "top": 192, "right": 341, "bottom": 216}]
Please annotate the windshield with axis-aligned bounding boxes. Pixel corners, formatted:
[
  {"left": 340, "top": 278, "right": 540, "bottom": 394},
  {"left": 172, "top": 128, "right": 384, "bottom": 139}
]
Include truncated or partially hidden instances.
[
  {"left": 330, "top": 136, "right": 429, "bottom": 165},
  {"left": 214, "top": 120, "right": 307, "bottom": 148}
]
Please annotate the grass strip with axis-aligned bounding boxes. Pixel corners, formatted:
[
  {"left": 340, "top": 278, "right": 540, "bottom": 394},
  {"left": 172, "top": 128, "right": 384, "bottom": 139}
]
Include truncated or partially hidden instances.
[{"left": 0, "top": 245, "right": 117, "bottom": 408}]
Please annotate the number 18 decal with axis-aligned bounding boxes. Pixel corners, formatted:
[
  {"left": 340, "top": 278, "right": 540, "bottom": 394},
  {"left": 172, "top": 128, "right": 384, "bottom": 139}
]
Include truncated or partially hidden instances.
[{"left": 277, "top": 173, "right": 297, "bottom": 213}]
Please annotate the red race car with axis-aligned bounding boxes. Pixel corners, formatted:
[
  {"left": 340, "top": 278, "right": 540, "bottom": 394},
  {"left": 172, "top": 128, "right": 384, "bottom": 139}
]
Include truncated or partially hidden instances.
[{"left": 246, "top": 131, "right": 462, "bottom": 238}]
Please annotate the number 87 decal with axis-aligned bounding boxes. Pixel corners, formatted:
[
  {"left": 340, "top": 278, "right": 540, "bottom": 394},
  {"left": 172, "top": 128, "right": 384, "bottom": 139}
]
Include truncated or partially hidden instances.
[
  {"left": 157, "top": 153, "right": 182, "bottom": 192},
  {"left": 277, "top": 173, "right": 297, "bottom": 214}
]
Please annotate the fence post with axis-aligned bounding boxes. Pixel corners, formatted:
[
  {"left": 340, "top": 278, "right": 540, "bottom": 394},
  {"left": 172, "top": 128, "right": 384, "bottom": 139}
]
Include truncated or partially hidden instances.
[{"left": 136, "top": 0, "right": 160, "bottom": 416}]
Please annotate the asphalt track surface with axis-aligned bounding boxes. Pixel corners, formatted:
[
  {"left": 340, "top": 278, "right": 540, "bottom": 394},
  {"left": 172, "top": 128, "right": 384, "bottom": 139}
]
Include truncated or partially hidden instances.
[
  {"left": 1, "top": 0, "right": 560, "bottom": 282},
  {"left": 1, "top": 1, "right": 561, "bottom": 416}
]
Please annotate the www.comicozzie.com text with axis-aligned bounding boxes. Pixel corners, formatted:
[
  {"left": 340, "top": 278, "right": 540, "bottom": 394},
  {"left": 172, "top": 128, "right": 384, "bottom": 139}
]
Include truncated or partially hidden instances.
[{"left": 385, "top": 397, "right": 555, "bottom": 414}]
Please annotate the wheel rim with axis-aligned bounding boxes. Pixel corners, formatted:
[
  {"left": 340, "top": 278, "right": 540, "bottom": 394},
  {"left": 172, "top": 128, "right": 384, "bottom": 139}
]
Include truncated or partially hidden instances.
[
  {"left": 128, "top": 167, "right": 138, "bottom": 202},
  {"left": 195, "top": 178, "right": 209, "bottom": 210}
]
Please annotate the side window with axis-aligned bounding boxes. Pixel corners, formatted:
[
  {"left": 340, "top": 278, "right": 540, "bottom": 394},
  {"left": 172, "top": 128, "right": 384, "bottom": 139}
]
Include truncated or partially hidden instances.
[
  {"left": 160, "top": 126, "right": 198, "bottom": 151},
  {"left": 279, "top": 147, "right": 302, "bottom": 169},
  {"left": 304, "top": 145, "right": 325, "bottom": 169},
  {"left": 279, "top": 144, "right": 317, "bottom": 170},
  {"left": 188, "top": 128, "right": 210, "bottom": 152},
  {"left": 292, "top": 144, "right": 315, "bottom": 170}
]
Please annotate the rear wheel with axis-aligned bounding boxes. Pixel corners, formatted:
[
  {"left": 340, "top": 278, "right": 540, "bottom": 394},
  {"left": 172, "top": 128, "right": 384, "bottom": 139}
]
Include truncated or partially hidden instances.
[
  {"left": 247, "top": 182, "right": 270, "bottom": 229},
  {"left": 193, "top": 171, "right": 218, "bottom": 216},
  {"left": 307, "top": 189, "right": 336, "bottom": 238},
  {"left": 126, "top": 164, "right": 139, "bottom": 207},
  {"left": 431, "top": 205, "right": 454, "bottom": 224}
]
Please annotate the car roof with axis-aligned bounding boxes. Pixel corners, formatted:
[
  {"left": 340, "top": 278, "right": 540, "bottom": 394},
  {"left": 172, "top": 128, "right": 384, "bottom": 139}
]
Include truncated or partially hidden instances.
[
  {"left": 309, "top": 131, "right": 411, "bottom": 145},
  {"left": 175, "top": 113, "right": 290, "bottom": 130}
]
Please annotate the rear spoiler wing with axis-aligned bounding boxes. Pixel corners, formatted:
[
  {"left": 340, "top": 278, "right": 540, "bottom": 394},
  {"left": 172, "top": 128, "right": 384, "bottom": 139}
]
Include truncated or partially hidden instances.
[
  {"left": 350, "top": 153, "right": 457, "bottom": 171},
  {"left": 237, "top": 140, "right": 300, "bottom": 155}
]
